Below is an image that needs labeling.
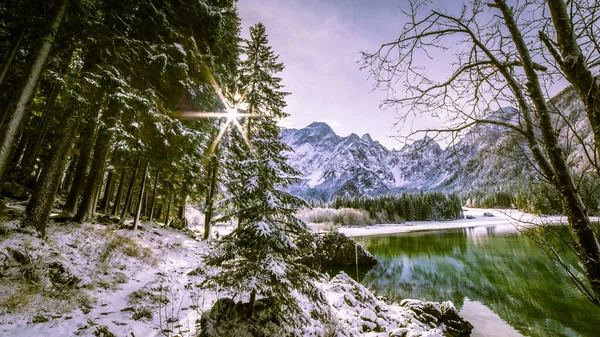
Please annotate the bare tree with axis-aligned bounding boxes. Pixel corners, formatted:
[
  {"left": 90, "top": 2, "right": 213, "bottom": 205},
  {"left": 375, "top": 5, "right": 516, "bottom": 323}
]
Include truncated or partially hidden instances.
[{"left": 362, "top": 0, "right": 600, "bottom": 305}]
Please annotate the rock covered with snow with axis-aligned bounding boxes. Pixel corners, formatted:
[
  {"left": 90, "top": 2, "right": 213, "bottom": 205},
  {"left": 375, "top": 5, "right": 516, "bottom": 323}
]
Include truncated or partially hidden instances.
[
  {"left": 302, "top": 230, "right": 378, "bottom": 268},
  {"left": 323, "top": 272, "right": 473, "bottom": 337}
]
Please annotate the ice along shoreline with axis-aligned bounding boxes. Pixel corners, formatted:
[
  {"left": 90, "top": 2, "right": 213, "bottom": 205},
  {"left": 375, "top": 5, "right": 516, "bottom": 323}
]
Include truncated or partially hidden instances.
[{"left": 336, "top": 207, "right": 585, "bottom": 238}]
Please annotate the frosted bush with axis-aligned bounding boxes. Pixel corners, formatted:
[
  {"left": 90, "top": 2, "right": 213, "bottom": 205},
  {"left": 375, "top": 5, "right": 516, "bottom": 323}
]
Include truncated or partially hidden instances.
[{"left": 298, "top": 208, "right": 376, "bottom": 226}]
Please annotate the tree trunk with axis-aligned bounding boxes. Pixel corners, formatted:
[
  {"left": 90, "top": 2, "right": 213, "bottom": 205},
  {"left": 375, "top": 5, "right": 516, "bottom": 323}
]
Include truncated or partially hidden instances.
[
  {"left": 497, "top": 0, "right": 600, "bottom": 301},
  {"left": 74, "top": 99, "right": 119, "bottom": 223},
  {"left": 178, "top": 204, "right": 185, "bottom": 220},
  {"left": 0, "top": 0, "right": 68, "bottom": 189},
  {"left": 0, "top": 30, "right": 25, "bottom": 89},
  {"left": 100, "top": 169, "right": 114, "bottom": 213},
  {"left": 156, "top": 203, "right": 163, "bottom": 222},
  {"left": 92, "top": 163, "right": 106, "bottom": 213},
  {"left": 204, "top": 155, "right": 219, "bottom": 240},
  {"left": 60, "top": 150, "right": 78, "bottom": 193},
  {"left": 118, "top": 156, "right": 140, "bottom": 226},
  {"left": 148, "top": 170, "right": 159, "bottom": 223},
  {"left": 112, "top": 163, "right": 127, "bottom": 217},
  {"left": 133, "top": 160, "right": 149, "bottom": 230},
  {"left": 248, "top": 289, "right": 256, "bottom": 318},
  {"left": 20, "top": 51, "right": 71, "bottom": 176},
  {"left": 164, "top": 193, "right": 172, "bottom": 226},
  {"left": 546, "top": 0, "right": 600, "bottom": 161},
  {"left": 141, "top": 185, "right": 148, "bottom": 218},
  {"left": 62, "top": 114, "right": 98, "bottom": 217},
  {"left": 22, "top": 105, "right": 83, "bottom": 236}
]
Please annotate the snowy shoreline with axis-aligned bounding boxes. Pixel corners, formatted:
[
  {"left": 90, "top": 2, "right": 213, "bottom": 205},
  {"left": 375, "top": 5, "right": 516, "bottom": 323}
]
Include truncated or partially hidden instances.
[{"left": 336, "top": 207, "right": 574, "bottom": 237}]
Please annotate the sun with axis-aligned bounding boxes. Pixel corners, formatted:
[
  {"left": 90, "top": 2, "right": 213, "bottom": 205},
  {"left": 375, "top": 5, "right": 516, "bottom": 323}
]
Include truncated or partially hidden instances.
[{"left": 177, "top": 68, "right": 256, "bottom": 157}]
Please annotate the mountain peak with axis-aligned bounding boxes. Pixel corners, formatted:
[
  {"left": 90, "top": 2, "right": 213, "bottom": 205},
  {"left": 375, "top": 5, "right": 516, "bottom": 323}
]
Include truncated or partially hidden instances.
[
  {"left": 361, "top": 133, "right": 373, "bottom": 142},
  {"left": 306, "top": 121, "right": 333, "bottom": 132}
]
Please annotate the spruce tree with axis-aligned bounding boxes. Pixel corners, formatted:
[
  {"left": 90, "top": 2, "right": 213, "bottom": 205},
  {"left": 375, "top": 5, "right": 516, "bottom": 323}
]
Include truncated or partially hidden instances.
[{"left": 202, "top": 23, "right": 323, "bottom": 335}]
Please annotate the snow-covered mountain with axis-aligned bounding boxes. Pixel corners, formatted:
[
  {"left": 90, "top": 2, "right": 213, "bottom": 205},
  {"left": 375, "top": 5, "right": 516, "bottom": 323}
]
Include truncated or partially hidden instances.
[{"left": 281, "top": 112, "right": 533, "bottom": 200}]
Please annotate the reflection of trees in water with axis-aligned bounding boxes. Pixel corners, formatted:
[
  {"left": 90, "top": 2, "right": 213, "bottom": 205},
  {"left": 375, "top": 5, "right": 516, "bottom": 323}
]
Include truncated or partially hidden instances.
[{"left": 355, "top": 227, "right": 600, "bottom": 337}]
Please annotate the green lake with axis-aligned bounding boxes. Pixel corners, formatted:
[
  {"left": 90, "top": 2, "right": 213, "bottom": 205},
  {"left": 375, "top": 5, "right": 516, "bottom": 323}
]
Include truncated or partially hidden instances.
[{"left": 350, "top": 224, "right": 600, "bottom": 337}]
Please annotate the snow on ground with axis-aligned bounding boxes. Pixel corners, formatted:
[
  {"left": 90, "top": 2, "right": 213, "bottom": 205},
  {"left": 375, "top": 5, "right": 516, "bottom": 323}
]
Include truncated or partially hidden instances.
[
  {"left": 0, "top": 201, "right": 469, "bottom": 337},
  {"left": 336, "top": 207, "right": 588, "bottom": 237}
]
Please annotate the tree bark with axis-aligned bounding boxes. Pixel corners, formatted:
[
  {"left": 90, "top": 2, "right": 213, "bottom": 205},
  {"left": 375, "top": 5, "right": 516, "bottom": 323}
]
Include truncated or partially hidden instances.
[
  {"left": 112, "top": 162, "right": 128, "bottom": 217},
  {"left": 0, "top": 0, "right": 68, "bottom": 189},
  {"left": 496, "top": 0, "right": 600, "bottom": 301},
  {"left": 20, "top": 49, "right": 72, "bottom": 177},
  {"left": 62, "top": 114, "right": 98, "bottom": 217},
  {"left": 133, "top": 160, "right": 149, "bottom": 230},
  {"left": 118, "top": 156, "right": 140, "bottom": 226},
  {"left": 100, "top": 169, "right": 114, "bottom": 213},
  {"left": 22, "top": 105, "right": 83, "bottom": 236},
  {"left": 74, "top": 99, "right": 119, "bottom": 223},
  {"left": 546, "top": 0, "right": 600, "bottom": 161},
  {"left": 204, "top": 155, "right": 219, "bottom": 240},
  {"left": 164, "top": 193, "right": 172, "bottom": 226},
  {"left": 0, "top": 30, "right": 25, "bottom": 89},
  {"left": 148, "top": 170, "right": 159, "bottom": 223},
  {"left": 60, "top": 150, "right": 78, "bottom": 193}
]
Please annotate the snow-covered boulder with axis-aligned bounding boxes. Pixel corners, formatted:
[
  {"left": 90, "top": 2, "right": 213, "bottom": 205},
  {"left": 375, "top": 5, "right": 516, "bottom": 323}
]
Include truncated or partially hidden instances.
[
  {"left": 323, "top": 272, "right": 473, "bottom": 337},
  {"left": 303, "top": 230, "right": 378, "bottom": 268}
]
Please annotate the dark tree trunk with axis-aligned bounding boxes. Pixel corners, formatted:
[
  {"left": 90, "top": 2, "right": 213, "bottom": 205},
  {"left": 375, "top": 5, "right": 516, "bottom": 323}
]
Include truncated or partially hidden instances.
[
  {"left": 20, "top": 54, "right": 69, "bottom": 177},
  {"left": 119, "top": 156, "right": 140, "bottom": 226},
  {"left": 100, "top": 169, "right": 114, "bottom": 213},
  {"left": 112, "top": 162, "right": 128, "bottom": 217},
  {"left": 92, "top": 163, "right": 106, "bottom": 213},
  {"left": 178, "top": 204, "right": 185, "bottom": 220},
  {"left": 0, "top": 30, "right": 25, "bottom": 88},
  {"left": 142, "top": 185, "right": 148, "bottom": 218},
  {"left": 74, "top": 99, "right": 119, "bottom": 223},
  {"left": 133, "top": 161, "right": 149, "bottom": 230},
  {"left": 156, "top": 203, "right": 163, "bottom": 222},
  {"left": 248, "top": 289, "right": 256, "bottom": 318},
  {"left": 164, "top": 193, "right": 172, "bottom": 226},
  {"left": 0, "top": 0, "right": 68, "bottom": 191},
  {"left": 60, "top": 150, "right": 78, "bottom": 193},
  {"left": 148, "top": 170, "right": 159, "bottom": 223},
  {"left": 9, "top": 126, "right": 30, "bottom": 168},
  {"left": 62, "top": 114, "right": 98, "bottom": 217},
  {"left": 22, "top": 106, "right": 83, "bottom": 236},
  {"left": 204, "top": 155, "right": 219, "bottom": 240},
  {"left": 497, "top": 0, "right": 600, "bottom": 302}
]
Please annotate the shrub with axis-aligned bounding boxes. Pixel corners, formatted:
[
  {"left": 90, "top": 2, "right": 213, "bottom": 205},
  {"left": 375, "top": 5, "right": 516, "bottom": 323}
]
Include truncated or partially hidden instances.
[{"left": 297, "top": 207, "right": 376, "bottom": 227}]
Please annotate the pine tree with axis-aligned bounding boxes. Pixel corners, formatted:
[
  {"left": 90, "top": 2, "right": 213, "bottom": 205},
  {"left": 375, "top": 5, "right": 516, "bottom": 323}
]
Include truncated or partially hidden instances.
[{"left": 202, "top": 23, "right": 323, "bottom": 335}]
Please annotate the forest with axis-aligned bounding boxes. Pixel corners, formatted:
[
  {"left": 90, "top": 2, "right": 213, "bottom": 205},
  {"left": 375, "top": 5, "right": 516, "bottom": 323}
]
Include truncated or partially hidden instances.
[
  {"left": 0, "top": 0, "right": 244, "bottom": 236},
  {"left": 330, "top": 192, "right": 464, "bottom": 223}
]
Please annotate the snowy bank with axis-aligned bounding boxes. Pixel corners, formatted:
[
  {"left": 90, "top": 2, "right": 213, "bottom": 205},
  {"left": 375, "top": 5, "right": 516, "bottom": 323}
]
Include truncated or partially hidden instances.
[
  {"left": 336, "top": 207, "right": 582, "bottom": 237},
  {"left": 0, "top": 202, "right": 472, "bottom": 337}
]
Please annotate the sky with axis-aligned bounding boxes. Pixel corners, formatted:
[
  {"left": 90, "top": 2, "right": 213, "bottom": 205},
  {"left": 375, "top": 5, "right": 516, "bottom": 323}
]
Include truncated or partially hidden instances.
[{"left": 238, "top": 0, "right": 416, "bottom": 150}]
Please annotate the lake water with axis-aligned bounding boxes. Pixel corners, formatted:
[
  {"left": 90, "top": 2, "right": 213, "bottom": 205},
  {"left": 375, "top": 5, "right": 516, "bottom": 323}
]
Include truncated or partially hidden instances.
[{"left": 349, "top": 224, "right": 600, "bottom": 337}]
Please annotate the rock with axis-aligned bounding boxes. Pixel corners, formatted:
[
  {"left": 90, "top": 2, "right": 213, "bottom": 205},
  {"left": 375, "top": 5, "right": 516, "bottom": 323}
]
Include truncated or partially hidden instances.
[
  {"left": 440, "top": 301, "right": 474, "bottom": 337},
  {"left": 400, "top": 299, "right": 473, "bottom": 337},
  {"left": 303, "top": 230, "right": 378, "bottom": 268},
  {"left": 2, "top": 181, "right": 28, "bottom": 200},
  {"left": 47, "top": 262, "right": 80, "bottom": 289},
  {"left": 360, "top": 309, "right": 377, "bottom": 322}
]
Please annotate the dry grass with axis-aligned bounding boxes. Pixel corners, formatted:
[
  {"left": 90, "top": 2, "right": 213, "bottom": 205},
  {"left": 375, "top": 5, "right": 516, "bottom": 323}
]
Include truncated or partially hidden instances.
[
  {"left": 0, "top": 283, "right": 95, "bottom": 315},
  {"left": 97, "top": 229, "right": 156, "bottom": 266}
]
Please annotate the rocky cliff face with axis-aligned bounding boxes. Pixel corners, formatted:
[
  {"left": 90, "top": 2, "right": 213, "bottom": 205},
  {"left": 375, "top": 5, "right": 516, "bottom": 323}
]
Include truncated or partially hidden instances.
[
  {"left": 282, "top": 99, "right": 594, "bottom": 200},
  {"left": 281, "top": 87, "right": 591, "bottom": 201}
]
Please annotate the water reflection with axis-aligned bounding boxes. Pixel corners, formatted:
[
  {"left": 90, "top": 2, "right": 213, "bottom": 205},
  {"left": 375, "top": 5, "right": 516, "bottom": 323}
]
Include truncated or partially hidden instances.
[{"left": 352, "top": 226, "right": 600, "bottom": 337}]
